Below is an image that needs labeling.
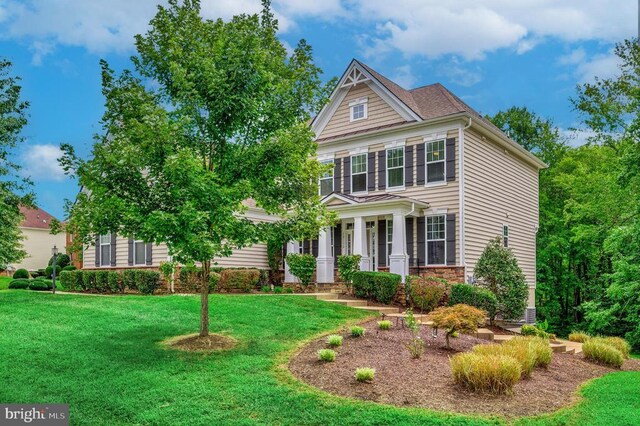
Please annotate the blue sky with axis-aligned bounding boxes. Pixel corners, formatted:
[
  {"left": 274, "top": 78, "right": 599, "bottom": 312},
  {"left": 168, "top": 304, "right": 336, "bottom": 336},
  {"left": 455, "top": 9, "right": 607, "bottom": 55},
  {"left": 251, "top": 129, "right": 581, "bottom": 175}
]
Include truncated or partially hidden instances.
[{"left": 0, "top": 0, "right": 638, "bottom": 219}]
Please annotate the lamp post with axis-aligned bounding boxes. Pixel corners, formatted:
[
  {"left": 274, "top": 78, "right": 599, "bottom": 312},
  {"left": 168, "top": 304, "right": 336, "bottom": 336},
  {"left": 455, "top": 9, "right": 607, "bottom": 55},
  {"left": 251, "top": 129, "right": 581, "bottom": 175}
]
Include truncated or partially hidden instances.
[{"left": 51, "top": 245, "right": 58, "bottom": 294}]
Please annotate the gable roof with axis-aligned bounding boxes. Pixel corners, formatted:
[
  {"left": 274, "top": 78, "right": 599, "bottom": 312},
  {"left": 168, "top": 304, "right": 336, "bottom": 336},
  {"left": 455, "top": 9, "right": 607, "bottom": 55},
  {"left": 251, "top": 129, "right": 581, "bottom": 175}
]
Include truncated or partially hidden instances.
[{"left": 19, "top": 206, "right": 58, "bottom": 229}]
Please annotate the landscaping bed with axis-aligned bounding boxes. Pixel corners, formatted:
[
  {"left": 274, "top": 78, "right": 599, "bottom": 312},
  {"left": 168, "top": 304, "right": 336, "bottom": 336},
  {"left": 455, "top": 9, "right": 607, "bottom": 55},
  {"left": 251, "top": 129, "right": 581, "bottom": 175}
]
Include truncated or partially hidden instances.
[{"left": 289, "top": 318, "right": 640, "bottom": 418}]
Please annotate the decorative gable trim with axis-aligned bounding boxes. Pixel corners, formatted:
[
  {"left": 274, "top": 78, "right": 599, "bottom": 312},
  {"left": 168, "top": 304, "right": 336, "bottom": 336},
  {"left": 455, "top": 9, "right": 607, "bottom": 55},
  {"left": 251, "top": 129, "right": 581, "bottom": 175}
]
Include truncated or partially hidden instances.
[{"left": 312, "top": 60, "right": 422, "bottom": 137}]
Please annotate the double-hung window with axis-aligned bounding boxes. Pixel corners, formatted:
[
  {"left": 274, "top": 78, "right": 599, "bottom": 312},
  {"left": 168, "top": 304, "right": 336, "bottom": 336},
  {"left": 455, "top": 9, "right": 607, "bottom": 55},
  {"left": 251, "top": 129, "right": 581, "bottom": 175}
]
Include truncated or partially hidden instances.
[
  {"left": 351, "top": 153, "right": 367, "bottom": 193},
  {"left": 99, "top": 234, "right": 111, "bottom": 266},
  {"left": 426, "top": 215, "right": 446, "bottom": 265},
  {"left": 319, "top": 159, "right": 334, "bottom": 196},
  {"left": 134, "top": 239, "right": 146, "bottom": 265},
  {"left": 349, "top": 97, "right": 368, "bottom": 122},
  {"left": 386, "top": 147, "right": 404, "bottom": 188},
  {"left": 426, "top": 139, "right": 445, "bottom": 183},
  {"left": 503, "top": 225, "right": 509, "bottom": 248}
]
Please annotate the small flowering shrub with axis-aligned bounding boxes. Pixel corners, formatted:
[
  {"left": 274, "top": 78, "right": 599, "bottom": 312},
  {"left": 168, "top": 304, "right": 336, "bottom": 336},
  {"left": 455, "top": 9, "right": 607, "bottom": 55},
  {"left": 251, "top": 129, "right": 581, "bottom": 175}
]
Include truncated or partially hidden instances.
[
  {"left": 350, "top": 326, "right": 365, "bottom": 337},
  {"left": 377, "top": 320, "right": 392, "bottom": 330}
]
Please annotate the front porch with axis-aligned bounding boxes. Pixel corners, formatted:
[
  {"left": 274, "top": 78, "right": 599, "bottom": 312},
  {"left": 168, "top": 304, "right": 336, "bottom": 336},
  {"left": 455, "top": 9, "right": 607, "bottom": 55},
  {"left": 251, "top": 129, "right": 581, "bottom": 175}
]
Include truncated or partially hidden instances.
[{"left": 284, "top": 193, "right": 464, "bottom": 284}]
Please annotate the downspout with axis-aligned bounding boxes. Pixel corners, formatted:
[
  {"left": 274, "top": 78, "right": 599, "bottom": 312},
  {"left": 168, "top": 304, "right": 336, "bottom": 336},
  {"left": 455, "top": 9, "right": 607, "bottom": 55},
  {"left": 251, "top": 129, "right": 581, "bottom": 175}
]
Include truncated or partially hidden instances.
[
  {"left": 459, "top": 117, "right": 471, "bottom": 282},
  {"left": 401, "top": 202, "right": 416, "bottom": 305}
]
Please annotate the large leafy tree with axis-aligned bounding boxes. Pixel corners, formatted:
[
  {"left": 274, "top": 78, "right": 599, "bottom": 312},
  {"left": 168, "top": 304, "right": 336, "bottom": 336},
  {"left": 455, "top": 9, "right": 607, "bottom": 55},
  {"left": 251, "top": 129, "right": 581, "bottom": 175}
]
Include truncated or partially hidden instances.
[
  {"left": 62, "top": 0, "right": 333, "bottom": 336},
  {"left": 0, "top": 59, "right": 34, "bottom": 268}
]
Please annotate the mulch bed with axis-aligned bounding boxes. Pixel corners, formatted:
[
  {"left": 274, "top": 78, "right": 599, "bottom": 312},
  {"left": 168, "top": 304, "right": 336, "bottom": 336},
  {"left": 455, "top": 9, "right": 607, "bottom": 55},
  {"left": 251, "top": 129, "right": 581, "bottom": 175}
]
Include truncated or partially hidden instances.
[
  {"left": 162, "top": 333, "right": 237, "bottom": 352},
  {"left": 289, "top": 319, "right": 640, "bottom": 418}
]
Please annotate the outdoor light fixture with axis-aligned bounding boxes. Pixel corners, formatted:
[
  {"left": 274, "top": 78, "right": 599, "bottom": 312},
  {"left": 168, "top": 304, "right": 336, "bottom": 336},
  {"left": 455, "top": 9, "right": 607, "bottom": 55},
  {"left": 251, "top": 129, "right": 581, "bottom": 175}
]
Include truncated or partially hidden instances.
[{"left": 51, "top": 245, "right": 58, "bottom": 294}]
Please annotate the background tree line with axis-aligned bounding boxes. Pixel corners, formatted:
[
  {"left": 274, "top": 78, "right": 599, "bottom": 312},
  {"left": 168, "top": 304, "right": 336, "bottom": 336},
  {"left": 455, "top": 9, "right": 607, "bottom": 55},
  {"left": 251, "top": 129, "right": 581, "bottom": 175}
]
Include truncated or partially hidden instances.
[{"left": 489, "top": 39, "right": 640, "bottom": 350}]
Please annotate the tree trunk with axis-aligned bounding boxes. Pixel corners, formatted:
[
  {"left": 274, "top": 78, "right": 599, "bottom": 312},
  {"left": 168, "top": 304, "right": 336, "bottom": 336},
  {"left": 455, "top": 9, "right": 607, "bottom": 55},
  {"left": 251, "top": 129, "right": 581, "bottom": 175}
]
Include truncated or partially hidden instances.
[
  {"left": 445, "top": 332, "right": 451, "bottom": 349},
  {"left": 200, "top": 259, "right": 211, "bottom": 337}
]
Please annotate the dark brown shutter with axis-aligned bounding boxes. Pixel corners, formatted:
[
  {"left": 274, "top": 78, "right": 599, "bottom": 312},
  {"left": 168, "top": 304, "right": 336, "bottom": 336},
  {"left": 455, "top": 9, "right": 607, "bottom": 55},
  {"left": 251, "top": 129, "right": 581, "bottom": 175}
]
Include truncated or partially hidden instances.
[
  {"left": 110, "top": 232, "right": 117, "bottom": 266},
  {"left": 303, "top": 240, "right": 311, "bottom": 254},
  {"left": 377, "top": 151, "right": 386, "bottom": 190},
  {"left": 377, "top": 219, "right": 386, "bottom": 267},
  {"left": 333, "top": 158, "right": 341, "bottom": 193},
  {"left": 146, "top": 243, "right": 153, "bottom": 265},
  {"left": 311, "top": 238, "right": 318, "bottom": 257},
  {"left": 446, "top": 138, "right": 456, "bottom": 181},
  {"left": 367, "top": 152, "right": 375, "bottom": 192},
  {"left": 405, "top": 217, "right": 414, "bottom": 267},
  {"left": 333, "top": 224, "right": 342, "bottom": 266},
  {"left": 128, "top": 237, "right": 134, "bottom": 266},
  {"left": 343, "top": 157, "right": 351, "bottom": 193},
  {"left": 417, "top": 217, "right": 426, "bottom": 267},
  {"left": 405, "top": 145, "right": 414, "bottom": 186},
  {"left": 446, "top": 214, "right": 456, "bottom": 265},
  {"left": 416, "top": 143, "right": 425, "bottom": 185},
  {"left": 95, "top": 235, "right": 100, "bottom": 267}
]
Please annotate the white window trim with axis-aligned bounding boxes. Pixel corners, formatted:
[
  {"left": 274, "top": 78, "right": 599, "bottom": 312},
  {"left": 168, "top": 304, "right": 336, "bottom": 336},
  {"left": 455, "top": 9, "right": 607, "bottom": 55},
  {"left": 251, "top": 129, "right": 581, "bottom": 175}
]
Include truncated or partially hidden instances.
[
  {"left": 318, "top": 159, "right": 334, "bottom": 196},
  {"left": 99, "top": 234, "right": 111, "bottom": 267},
  {"left": 349, "top": 97, "right": 368, "bottom": 122},
  {"left": 350, "top": 153, "right": 368, "bottom": 194},
  {"left": 425, "top": 139, "right": 446, "bottom": 184},
  {"left": 386, "top": 146, "right": 405, "bottom": 190},
  {"left": 133, "top": 239, "right": 147, "bottom": 266},
  {"left": 386, "top": 218, "right": 393, "bottom": 265},
  {"left": 426, "top": 214, "right": 447, "bottom": 266},
  {"left": 503, "top": 224, "right": 509, "bottom": 248}
]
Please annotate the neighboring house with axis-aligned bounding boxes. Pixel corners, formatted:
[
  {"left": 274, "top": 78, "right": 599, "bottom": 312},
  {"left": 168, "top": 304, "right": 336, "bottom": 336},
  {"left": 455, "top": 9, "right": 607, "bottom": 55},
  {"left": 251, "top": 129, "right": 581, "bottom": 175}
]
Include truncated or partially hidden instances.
[
  {"left": 8, "top": 206, "right": 67, "bottom": 272},
  {"left": 283, "top": 60, "right": 545, "bottom": 322},
  {"left": 82, "top": 199, "right": 277, "bottom": 270}
]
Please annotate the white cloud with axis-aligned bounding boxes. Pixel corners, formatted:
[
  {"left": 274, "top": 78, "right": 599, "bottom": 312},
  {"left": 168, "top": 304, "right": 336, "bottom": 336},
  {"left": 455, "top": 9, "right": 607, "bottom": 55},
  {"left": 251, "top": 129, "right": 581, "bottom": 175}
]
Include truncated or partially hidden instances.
[
  {"left": 437, "top": 60, "right": 482, "bottom": 87},
  {"left": 22, "top": 145, "right": 66, "bottom": 182},
  {"left": 355, "top": 0, "right": 637, "bottom": 60},
  {"left": 561, "top": 128, "right": 597, "bottom": 147},
  {"left": 390, "top": 65, "right": 417, "bottom": 88},
  {"left": 558, "top": 48, "right": 620, "bottom": 82}
]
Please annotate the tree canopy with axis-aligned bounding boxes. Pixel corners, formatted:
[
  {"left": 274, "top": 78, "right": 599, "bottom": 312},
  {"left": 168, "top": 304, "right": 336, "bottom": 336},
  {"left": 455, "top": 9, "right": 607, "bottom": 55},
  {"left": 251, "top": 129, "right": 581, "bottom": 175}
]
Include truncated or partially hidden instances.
[{"left": 62, "top": 0, "right": 334, "bottom": 336}]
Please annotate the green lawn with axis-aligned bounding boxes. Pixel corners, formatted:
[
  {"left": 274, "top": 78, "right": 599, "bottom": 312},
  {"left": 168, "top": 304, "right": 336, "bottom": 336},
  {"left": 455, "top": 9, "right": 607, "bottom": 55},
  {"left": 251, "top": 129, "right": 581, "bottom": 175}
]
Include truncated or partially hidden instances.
[
  {"left": 0, "top": 276, "right": 11, "bottom": 290},
  {"left": 0, "top": 291, "right": 638, "bottom": 425}
]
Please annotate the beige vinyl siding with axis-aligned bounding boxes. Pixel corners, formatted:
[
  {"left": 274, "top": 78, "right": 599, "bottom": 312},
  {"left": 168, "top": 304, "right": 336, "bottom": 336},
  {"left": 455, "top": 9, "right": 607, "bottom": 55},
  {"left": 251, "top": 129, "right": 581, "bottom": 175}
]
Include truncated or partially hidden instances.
[
  {"left": 10, "top": 227, "right": 67, "bottom": 271},
  {"left": 463, "top": 128, "right": 538, "bottom": 305},
  {"left": 83, "top": 236, "right": 167, "bottom": 268},
  {"left": 319, "top": 83, "right": 406, "bottom": 140},
  {"left": 332, "top": 131, "right": 460, "bottom": 262}
]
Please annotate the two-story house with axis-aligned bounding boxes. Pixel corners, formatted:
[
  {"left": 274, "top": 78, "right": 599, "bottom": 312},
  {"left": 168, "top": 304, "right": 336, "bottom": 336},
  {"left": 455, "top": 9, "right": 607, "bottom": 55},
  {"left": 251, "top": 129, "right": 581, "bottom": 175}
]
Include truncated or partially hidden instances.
[{"left": 284, "top": 60, "right": 545, "bottom": 322}]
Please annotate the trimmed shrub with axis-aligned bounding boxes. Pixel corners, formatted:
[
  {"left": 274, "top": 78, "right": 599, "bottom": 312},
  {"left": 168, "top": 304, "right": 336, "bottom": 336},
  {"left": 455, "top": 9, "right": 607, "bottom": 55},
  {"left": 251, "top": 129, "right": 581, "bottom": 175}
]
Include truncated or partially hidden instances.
[
  {"left": 451, "top": 353, "right": 521, "bottom": 394},
  {"left": 377, "top": 320, "right": 392, "bottom": 330},
  {"left": 60, "top": 270, "right": 83, "bottom": 291},
  {"left": 261, "top": 285, "right": 271, "bottom": 293},
  {"left": 218, "top": 269, "right": 261, "bottom": 292},
  {"left": 62, "top": 265, "right": 77, "bottom": 271},
  {"left": 28, "top": 279, "right": 51, "bottom": 291},
  {"left": 209, "top": 272, "right": 220, "bottom": 292},
  {"left": 407, "top": 276, "right": 448, "bottom": 313},
  {"left": 95, "top": 270, "right": 109, "bottom": 292},
  {"left": 583, "top": 340, "right": 624, "bottom": 368},
  {"left": 350, "top": 326, "right": 365, "bottom": 337},
  {"left": 13, "top": 268, "right": 29, "bottom": 279},
  {"left": 591, "top": 337, "right": 630, "bottom": 359},
  {"left": 450, "top": 284, "right": 498, "bottom": 320},
  {"left": 428, "top": 304, "right": 486, "bottom": 349},
  {"left": 30, "top": 270, "right": 42, "bottom": 278},
  {"left": 273, "top": 286, "right": 283, "bottom": 294},
  {"left": 81, "top": 270, "right": 97, "bottom": 291},
  {"left": 355, "top": 367, "right": 375, "bottom": 382},
  {"left": 285, "top": 254, "right": 316, "bottom": 288},
  {"left": 178, "top": 266, "right": 201, "bottom": 292},
  {"left": 318, "top": 349, "right": 336, "bottom": 362},
  {"left": 123, "top": 269, "right": 136, "bottom": 290},
  {"left": 568, "top": 331, "right": 591, "bottom": 343},
  {"left": 107, "top": 271, "right": 123, "bottom": 293},
  {"left": 44, "top": 265, "right": 62, "bottom": 279},
  {"left": 8, "top": 279, "right": 30, "bottom": 289},
  {"left": 284, "top": 287, "right": 294, "bottom": 294},
  {"left": 352, "top": 271, "right": 401, "bottom": 304},
  {"left": 134, "top": 270, "right": 161, "bottom": 295},
  {"left": 327, "top": 335, "right": 343, "bottom": 348},
  {"left": 48, "top": 253, "right": 71, "bottom": 269}
]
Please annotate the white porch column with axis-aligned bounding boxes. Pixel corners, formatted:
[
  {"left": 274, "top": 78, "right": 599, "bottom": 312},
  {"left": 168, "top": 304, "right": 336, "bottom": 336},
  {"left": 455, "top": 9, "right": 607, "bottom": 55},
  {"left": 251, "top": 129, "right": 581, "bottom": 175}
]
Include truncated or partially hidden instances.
[
  {"left": 316, "top": 227, "right": 334, "bottom": 283},
  {"left": 353, "top": 216, "right": 371, "bottom": 271},
  {"left": 284, "top": 241, "right": 299, "bottom": 283},
  {"left": 389, "top": 212, "right": 408, "bottom": 282}
]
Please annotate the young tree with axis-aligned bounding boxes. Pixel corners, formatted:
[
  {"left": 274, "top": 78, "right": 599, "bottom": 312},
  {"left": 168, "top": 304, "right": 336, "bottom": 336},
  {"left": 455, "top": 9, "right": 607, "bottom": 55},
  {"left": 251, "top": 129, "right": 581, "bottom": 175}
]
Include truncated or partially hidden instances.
[
  {"left": 61, "top": 0, "right": 333, "bottom": 337},
  {"left": 474, "top": 237, "right": 528, "bottom": 322},
  {"left": 0, "top": 59, "right": 34, "bottom": 268}
]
